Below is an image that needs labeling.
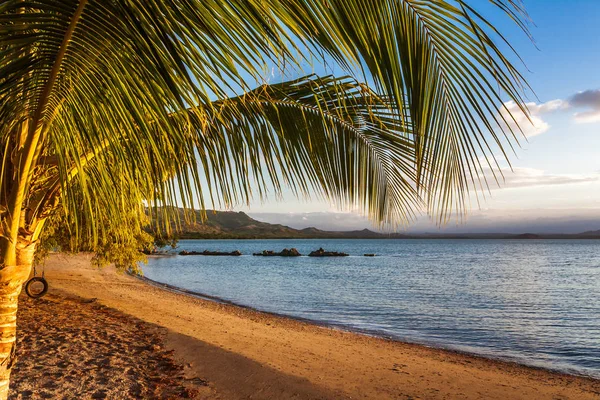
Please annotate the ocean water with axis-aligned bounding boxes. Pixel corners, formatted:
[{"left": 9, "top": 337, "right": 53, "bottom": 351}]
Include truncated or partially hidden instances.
[{"left": 142, "top": 239, "right": 600, "bottom": 378}]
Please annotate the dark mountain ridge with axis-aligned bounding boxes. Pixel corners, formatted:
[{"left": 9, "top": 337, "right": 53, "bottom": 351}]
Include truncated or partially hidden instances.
[{"left": 157, "top": 209, "right": 600, "bottom": 239}]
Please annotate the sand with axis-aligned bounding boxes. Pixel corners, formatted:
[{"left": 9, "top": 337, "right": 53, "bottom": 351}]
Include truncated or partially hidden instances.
[
  {"left": 10, "top": 253, "right": 600, "bottom": 399},
  {"left": 10, "top": 294, "right": 201, "bottom": 400}
]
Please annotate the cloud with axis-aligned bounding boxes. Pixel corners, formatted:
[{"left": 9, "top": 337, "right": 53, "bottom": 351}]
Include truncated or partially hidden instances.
[
  {"left": 409, "top": 208, "right": 600, "bottom": 234},
  {"left": 530, "top": 99, "right": 570, "bottom": 114},
  {"left": 569, "top": 89, "right": 600, "bottom": 123},
  {"left": 498, "top": 87, "right": 600, "bottom": 134},
  {"left": 499, "top": 99, "right": 567, "bottom": 138},
  {"left": 250, "top": 211, "right": 372, "bottom": 231},
  {"left": 488, "top": 167, "right": 600, "bottom": 189},
  {"left": 248, "top": 167, "right": 600, "bottom": 228},
  {"left": 249, "top": 208, "right": 600, "bottom": 234}
]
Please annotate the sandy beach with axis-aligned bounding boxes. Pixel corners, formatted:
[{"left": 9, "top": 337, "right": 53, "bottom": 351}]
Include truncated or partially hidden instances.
[{"left": 10, "top": 253, "right": 600, "bottom": 399}]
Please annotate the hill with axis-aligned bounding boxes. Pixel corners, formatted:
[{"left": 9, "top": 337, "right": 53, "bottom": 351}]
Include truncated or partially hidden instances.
[
  {"left": 153, "top": 209, "right": 600, "bottom": 240},
  {"left": 161, "top": 209, "right": 397, "bottom": 239}
]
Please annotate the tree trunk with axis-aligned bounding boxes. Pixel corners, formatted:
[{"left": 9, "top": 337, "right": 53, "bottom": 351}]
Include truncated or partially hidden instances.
[{"left": 0, "top": 237, "right": 36, "bottom": 399}]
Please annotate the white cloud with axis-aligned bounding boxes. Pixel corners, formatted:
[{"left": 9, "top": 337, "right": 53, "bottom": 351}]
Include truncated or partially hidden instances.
[
  {"left": 498, "top": 87, "right": 600, "bottom": 134},
  {"left": 499, "top": 99, "right": 567, "bottom": 138},
  {"left": 489, "top": 167, "right": 599, "bottom": 189},
  {"left": 569, "top": 89, "right": 600, "bottom": 123},
  {"left": 533, "top": 99, "right": 570, "bottom": 113}
]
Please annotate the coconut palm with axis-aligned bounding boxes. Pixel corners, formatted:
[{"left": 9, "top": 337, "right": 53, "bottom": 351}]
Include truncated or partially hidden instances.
[{"left": 0, "top": 0, "right": 530, "bottom": 395}]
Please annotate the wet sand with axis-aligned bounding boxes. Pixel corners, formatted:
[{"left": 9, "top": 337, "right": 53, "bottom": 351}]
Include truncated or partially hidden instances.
[{"left": 11, "top": 253, "right": 600, "bottom": 399}]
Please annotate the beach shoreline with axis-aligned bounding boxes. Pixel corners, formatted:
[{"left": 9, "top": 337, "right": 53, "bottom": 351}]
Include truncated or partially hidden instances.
[
  {"left": 134, "top": 271, "right": 598, "bottom": 381},
  {"left": 25, "top": 253, "right": 600, "bottom": 399}
]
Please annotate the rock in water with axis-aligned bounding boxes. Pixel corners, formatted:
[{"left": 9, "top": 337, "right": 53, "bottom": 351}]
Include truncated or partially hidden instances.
[
  {"left": 308, "top": 248, "right": 349, "bottom": 257},
  {"left": 253, "top": 248, "right": 302, "bottom": 257},
  {"left": 179, "top": 250, "right": 242, "bottom": 256}
]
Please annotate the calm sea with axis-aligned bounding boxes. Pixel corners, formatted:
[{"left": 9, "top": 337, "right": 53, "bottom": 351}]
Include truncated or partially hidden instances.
[{"left": 142, "top": 239, "right": 600, "bottom": 378}]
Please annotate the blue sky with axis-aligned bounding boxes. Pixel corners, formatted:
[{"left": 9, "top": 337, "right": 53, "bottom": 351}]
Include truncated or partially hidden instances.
[{"left": 235, "top": 1, "right": 600, "bottom": 233}]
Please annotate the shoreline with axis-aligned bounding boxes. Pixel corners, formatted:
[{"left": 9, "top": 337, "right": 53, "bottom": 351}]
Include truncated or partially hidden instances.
[
  {"left": 39, "top": 253, "right": 600, "bottom": 399},
  {"left": 134, "top": 271, "right": 597, "bottom": 381},
  {"left": 157, "top": 237, "right": 600, "bottom": 240}
]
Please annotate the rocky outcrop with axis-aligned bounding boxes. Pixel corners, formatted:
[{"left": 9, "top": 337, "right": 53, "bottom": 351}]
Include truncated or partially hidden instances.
[
  {"left": 179, "top": 250, "right": 242, "bottom": 256},
  {"left": 308, "top": 248, "right": 349, "bottom": 257},
  {"left": 253, "top": 248, "right": 301, "bottom": 257}
]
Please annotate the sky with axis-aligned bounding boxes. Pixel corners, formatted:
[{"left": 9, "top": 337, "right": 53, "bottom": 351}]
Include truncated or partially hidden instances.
[{"left": 235, "top": 1, "right": 600, "bottom": 233}]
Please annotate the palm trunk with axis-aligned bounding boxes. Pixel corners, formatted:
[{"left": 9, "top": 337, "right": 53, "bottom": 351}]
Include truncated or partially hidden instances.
[{"left": 0, "top": 237, "right": 36, "bottom": 399}]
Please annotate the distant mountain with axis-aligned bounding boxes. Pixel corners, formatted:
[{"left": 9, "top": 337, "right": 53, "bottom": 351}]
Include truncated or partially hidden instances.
[
  {"left": 160, "top": 209, "right": 397, "bottom": 239},
  {"left": 577, "top": 230, "right": 600, "bottom": 237},
  {"left": 510, "top": 233, "right": 542, "bottom": 239},
  {"left": 155, "top": 209, "right": 600, "bottom": 239},
  {"left": 171, "top": 210, "right": 300, "bottom": 239}
]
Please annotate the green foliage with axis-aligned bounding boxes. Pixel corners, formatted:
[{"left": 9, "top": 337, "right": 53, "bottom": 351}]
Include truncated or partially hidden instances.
[
  {"left": 152, "top": 234, "right": 179, "bottom": 250},
  {"left": 36, "top": 207, "right": 153, "bottom": 274}
]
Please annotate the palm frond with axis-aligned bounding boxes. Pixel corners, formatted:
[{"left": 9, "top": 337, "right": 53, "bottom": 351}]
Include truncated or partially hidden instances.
[
  {"left": 266, "top": 0, "right": 532, "bottom": 220},
  {"left": 0, "top": 0, "right": 532, "bottom": 238},
  {"left": 181, "top": 75, "right": 421, "bottom": 226},
  {"left": 37, "top": 75, "right": 421, "bottom": 241}
]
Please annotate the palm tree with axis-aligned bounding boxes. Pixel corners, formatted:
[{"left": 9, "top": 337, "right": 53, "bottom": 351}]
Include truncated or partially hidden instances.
[{"left": 0, "top": 0, "right": 530, "bottom": 396}]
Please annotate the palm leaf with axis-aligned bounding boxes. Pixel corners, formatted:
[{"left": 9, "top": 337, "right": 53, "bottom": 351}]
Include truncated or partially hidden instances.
[
  {"left": 180, "top": 75, "right": 421, "bottom": 226},
  {"left": 38, "top": 75, "right": 420, "bottom": 242},
  {"left": 0, "top": 0, "right": 532, "bottom": 239}
]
